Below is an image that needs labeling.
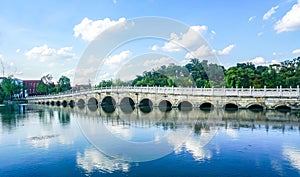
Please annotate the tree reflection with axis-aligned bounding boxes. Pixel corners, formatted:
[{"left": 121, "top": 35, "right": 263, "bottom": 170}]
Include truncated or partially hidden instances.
[
  {"left": 0, "top": 105, "right": 17, "bottom": 131},
  {"left": 58, "top": 109, "right": 70, "bottom": 126}
]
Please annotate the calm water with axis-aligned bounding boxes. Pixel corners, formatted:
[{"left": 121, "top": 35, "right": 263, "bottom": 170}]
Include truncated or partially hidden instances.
[{"left": 0, "top": 104, "right": 300, "bottom": 177}]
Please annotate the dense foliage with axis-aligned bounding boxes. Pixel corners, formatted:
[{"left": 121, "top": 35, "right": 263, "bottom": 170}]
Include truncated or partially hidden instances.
[
  {"left": 0, "top": 77, "right": 22, "bottom": 101},
  {"left": 37, "top": 75, "right": 71, "bottom": 95},
  {"left": 226, "top": 57, "right": 300, "bottom": 88},
  {"left": 97, "top": 56, "right": 300, "bottom": 88},
  {"left": 58, "top": 76, "right": 71, "bottom": 92}
]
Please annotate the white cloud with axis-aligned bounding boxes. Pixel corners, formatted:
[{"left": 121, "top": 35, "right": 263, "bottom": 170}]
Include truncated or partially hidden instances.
[
  {"left": 263, "top": 5, "right": 279, "bottom": 20},
  {"left": 61, "top": 69, "right": 75, "bottom": 82},
  {"left": 95, "top": 50, "right": 132, "bottom": 80},
  {"left": 292, "top": 48, "right": 300, "bottom": 54},
  {"left": 191, "top": 25, "right": 208, "bottom": 35},
  {"left": 105, "top": 50, "right": 132, "bottom": 65},
  {"left": 246, "top": 56, "right": 279, "bottom": 65},
  {"left": 143, "top": 57, "right": 173, "bottom": 68},
  {"left": 185, "top": 44, "right": 235, "bottom": 59},
  {"left": 257, "top": 32, "right": 264, "bottom": 36},
  {"left": 73, "top": 17, "right": 126, "bottom": 41},
  {"left": 25, "top": 45, "right": 76, "bottom": 62},
  {"left": 249, "top": 16, "right": 256, "bottom": 22},
  {"left": 96, "top": 72, "right": 112, "bottom": 81},
  {"left": 249, "top": 57, "right": 265, "bottom": 65},
  {"left": 112, "top": 0, "right": 117, "bottom": 4},
  {"left": 218, "top": 44, "right": 235, "bottom": 55},
  {"left": 185, "top": 45, "right": 214, "bottom": 58},
  {"left": 154, "top": 25, "right": 208, "bottom": 52},
  {"left": 151, "top": 45, "right": 159, "bottom": 51},
  {"left": 210, "top": 30, "right": 216, "bottom": 39},
  {"left": 16, "top": 49, "right": 20, "bottom": 53},
  {"left": 275, "top": 1, "right": 300, "bottom": 33},
  {"left": 272, "top": 52, "right": 283, "bottom": 56},
  {"left": 270, "top": 60, "right": 280, "bottom": 64}
]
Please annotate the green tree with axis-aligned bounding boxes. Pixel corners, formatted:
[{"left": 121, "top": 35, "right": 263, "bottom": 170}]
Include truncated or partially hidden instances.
[
  {"left": 57, "top": 76, "right": 71, "bottom": 92},
  {"left": 36, "top": 74, "right": 56, "bottom": 94},
  {"left": 36, "top": 80, "right": 48, "bottom": 94},
  {"left": 1, "top": 77, "right": 22, "bottom": 100},
  {"left": 97, "top": 80, "right": 113, "bottom": 88}
]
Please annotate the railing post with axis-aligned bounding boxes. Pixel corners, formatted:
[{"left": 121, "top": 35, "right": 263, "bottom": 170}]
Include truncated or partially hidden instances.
[
  {"left": 297, "top": 85, "right": 299, "bottom": 97},
  {"left": 236, "top": 86, "right": 238, "bottom": 96},
  {"left": 280, "top": 85, "right": 282, "bottom": 97},
  {"left": 212, "top": 86, "right": 214, "bottom": 96},
  {"left": 264, "top": 86, "right": 266, "bottom": 96},
  {"left": 249, "top": 86, "right": 252, "bottom": 96}
]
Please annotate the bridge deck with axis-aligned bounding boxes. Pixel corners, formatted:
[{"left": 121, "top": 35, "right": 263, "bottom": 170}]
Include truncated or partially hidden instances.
[{"left": 27, "top": 86, "right": 300, "bottom": 100}]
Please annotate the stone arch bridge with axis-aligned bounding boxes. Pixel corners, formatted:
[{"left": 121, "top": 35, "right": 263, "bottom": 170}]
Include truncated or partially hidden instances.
[{"left": 27, "top": 86, "right": 300, "bottom": 110}]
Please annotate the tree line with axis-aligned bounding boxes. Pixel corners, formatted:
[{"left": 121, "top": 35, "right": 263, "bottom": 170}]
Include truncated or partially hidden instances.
[
  {"left": 0, "top": 74, "right": 71, "bottom": 103},
  {"left": 97, "top": 56, "right": 300, "bottom": 88},
  {"left": 1, "top": 56, "right": 299, "bottom": 103}
]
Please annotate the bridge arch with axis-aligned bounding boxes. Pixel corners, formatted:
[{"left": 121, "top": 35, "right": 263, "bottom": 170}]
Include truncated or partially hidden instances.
[
  {"left": 102, "top": 105, "right": 116, "bottom": 113},
  {"left": 62, "top": 100, "right": 68, "bottom": 107},
  {"left": 50, "top": 101, "right": 55, "bottom": 106},
  {"left": 69, "top": 100, "right": 75, "bottom": 107},
  {"left": 158, "top": 100, "right": 172, "bottom": 112},
  {"left": 120, "top": 97, "right": 135, "bottom": 107},
  {"left": 200, "top": 102, "right": 214, "bottom": 110},
  {"left": 139, "top": 98, "right": 153, "bottom": 107},
  {"left": 120, "top": 97, "right": 135, "bottom": 113},
  {"left": 88, "top": 104, "right": 98, "bottom": 112},
  {"left": 101, "top": 96, "right": 116, "bottom": 107},
  {"left": 88, "top": 97, "right": 98, "bottom": 105},
  {"left": 178, "top": 101, "right": 193, "bottom": 111},
  {"left": 46, "top": 101, "right": 50, "bottom": 105},
  {"left": 275, "top": 104, "right": 291, "bottom": 112},
  {"left": 247, "top": 103, "right": 264, "bottom": 111},
  {"left": 56, "top": 101, "right": 61, "bottom": 106},
  {"left": 77, "top": 99, "right": 85, "bottom": 105},
  {"left": 224, "top": 103, "right": 238, "bottom": 110}
]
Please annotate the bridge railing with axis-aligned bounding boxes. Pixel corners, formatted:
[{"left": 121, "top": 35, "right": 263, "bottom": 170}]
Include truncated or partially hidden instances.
[{"left": 26, "top": 86, "right": 300, "bottom": 100}]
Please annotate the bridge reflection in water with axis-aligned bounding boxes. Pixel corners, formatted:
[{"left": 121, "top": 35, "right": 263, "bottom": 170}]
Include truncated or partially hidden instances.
[
  {"left": 54, "top": 103, "right": 300, "bottom": 134},
  {"left": 9, "top": 104, "right": 299, "bottom": 174}
]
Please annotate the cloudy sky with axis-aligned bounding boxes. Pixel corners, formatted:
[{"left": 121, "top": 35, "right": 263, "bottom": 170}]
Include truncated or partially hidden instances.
[{"left": 0, "top": 0, "right": 300, "bottom": 84}]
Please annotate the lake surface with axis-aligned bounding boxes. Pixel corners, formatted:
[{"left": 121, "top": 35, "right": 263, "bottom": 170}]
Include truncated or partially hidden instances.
[{"left": 0, "top": 104, "right": 300, "bottom": 177}]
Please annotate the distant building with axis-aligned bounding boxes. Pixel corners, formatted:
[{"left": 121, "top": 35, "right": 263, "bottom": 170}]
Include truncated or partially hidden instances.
[{"left": 23, "top": 80, "right": 40, "bottom": 97}]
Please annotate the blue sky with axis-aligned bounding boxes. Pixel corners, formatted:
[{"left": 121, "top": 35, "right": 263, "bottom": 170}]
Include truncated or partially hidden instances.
[{"left": 0, "top": 0, "right": 300, "bottom": 83}]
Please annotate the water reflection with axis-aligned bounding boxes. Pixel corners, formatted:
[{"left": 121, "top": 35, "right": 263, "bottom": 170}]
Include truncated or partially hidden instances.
[
  {"left": 71, "top": 104, "right": 299, "bottom": 165},
  {"left": 77, "top": 148, "right": 130, "bottom": 174},
  {"left": 283, "top": 146, "right": 300, "bottom": 171},
  {"left": 0, "top": 105, "right": 77, "bottom": 149},
  {"left": 0, "top": 104, "right": 26, "bottom": 132},
  {"left": 1, "top": 104, "right": 300, "bottom": 176}
]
